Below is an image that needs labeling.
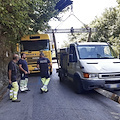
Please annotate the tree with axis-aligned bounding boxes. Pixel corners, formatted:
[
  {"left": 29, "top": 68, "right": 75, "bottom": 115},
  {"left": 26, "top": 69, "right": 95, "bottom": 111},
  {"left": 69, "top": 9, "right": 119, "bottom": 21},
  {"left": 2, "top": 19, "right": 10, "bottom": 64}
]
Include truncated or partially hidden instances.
[
  {"left": 90, "top": 7, "right": 118, "bottom": 42},
  {"left": 67, "top": 2, "right": 120, "bottom": 54},
  {"left": 0, "top": 0, "right": 64, "bottom": 89},
  {"left": 0, "top": 0, "right": 60, "bottom": 44},
  {"left": 62, "top": 30, "right": 90, "bottom": 47},
  {"left": 90, "top": 6, "right": 120, "bottom": 54}
]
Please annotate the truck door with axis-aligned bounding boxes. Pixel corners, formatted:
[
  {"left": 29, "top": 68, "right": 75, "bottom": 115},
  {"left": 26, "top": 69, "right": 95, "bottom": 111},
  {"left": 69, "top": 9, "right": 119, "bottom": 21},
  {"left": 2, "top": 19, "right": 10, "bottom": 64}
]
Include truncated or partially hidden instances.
[{"left": 67, "top": 45, "right": 77, "bottom": 81}]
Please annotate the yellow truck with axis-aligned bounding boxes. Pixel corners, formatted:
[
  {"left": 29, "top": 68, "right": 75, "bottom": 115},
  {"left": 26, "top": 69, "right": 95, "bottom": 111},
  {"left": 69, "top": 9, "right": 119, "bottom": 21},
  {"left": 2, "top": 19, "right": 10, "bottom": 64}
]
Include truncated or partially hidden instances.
[{"left": 17, "top": 34, "right": 52, "bottom": 73}]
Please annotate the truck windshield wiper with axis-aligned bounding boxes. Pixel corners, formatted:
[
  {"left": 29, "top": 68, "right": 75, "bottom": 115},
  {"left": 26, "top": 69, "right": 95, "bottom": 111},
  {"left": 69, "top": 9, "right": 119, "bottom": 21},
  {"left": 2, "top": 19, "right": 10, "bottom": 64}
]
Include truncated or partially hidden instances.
[{"left": 100, "top": 57, "right": 114, "bottom": 59}]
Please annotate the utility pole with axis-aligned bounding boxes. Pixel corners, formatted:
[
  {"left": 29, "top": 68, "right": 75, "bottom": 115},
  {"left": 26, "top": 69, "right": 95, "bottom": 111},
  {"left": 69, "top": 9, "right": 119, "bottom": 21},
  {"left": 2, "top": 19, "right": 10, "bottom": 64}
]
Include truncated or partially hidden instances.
[{"left": 52, "top": 30, "right": 58, "bottom": 63}]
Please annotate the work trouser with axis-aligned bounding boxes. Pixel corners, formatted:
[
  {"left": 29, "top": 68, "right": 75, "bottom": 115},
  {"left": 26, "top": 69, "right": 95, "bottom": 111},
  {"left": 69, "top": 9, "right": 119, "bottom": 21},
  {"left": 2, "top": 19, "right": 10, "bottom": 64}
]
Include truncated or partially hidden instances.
[
  {"left": 20, "top": 78, "right": 28, "bottom": 91},
  {"left": 9, "top": 81, "right": 19, "bottom": 100},
  {"left": 41, "top": 78, "right": 50, "bottom": 92}
]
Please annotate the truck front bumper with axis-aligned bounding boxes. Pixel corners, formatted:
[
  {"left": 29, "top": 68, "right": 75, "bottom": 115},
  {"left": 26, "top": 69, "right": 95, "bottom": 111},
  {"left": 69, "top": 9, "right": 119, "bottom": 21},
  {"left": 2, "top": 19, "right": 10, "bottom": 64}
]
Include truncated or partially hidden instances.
[{"left": 81, "top": 79, "right": 120, "bottom": 90}]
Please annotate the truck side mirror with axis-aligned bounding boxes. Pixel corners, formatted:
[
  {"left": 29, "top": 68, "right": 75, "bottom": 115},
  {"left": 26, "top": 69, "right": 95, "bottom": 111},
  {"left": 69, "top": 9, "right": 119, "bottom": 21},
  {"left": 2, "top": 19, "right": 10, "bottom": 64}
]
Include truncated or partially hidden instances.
[
  {"left": 69, "top": 54, "right": 77, "bottom": 62},
  {"left": 52, "top": 44, "right": 54, "bottom": 49},
  {"left": 69, "top": 54, "right": 73, "bottom": 62}
]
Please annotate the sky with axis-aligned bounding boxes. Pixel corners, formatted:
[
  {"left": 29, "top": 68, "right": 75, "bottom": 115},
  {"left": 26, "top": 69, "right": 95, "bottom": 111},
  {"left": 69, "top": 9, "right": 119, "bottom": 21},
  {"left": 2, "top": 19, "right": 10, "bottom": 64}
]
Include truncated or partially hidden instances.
[{"left": 48, "top": 0, "right": 118, "bottom": 48}]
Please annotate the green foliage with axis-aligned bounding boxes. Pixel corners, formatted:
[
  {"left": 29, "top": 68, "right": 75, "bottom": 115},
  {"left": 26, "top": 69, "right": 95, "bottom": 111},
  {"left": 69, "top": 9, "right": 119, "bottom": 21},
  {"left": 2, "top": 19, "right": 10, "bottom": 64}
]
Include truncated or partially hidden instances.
[
  {"left": 90, "top": 7, "right": 119, "bottom": 42},
  {"left": 90, "top": 6, "right": 120, "bottom": 54},
  {"left": 0, "top": 0, "right": 60, "bottom": 44},
  {"left": 117, "top": 0, "right": 120, "bottom": 4},
  {"left": 62, "top": 32, "right": 90, "bottom": 47},
  {"left": 67, "top": 2, "right": 120, "bottom": 54}
]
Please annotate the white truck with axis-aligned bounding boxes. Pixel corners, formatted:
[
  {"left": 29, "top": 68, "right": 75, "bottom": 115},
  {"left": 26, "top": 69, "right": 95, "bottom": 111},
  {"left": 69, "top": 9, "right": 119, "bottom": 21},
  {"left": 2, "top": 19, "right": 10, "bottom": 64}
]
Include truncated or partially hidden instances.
[{"left": 57, "top": 42, "right": 120, "bottom": 93}]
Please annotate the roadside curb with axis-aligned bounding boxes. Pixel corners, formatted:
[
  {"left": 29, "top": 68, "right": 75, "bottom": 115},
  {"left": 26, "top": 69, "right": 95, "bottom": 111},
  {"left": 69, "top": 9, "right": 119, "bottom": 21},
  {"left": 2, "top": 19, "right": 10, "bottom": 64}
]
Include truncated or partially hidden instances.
[{"left": 0, "top": 85, "right": 8, "bottom": 101}]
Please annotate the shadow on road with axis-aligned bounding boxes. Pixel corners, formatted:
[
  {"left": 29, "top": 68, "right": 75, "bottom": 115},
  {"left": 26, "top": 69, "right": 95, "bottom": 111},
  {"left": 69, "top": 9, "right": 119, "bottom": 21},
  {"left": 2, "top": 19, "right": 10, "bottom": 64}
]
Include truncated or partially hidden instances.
[
  {"left": 59, "top": 78, "right": 95, "bottom": 95},
  {"left": 29, "top": 73, "right": 40, "bottom": 77}
]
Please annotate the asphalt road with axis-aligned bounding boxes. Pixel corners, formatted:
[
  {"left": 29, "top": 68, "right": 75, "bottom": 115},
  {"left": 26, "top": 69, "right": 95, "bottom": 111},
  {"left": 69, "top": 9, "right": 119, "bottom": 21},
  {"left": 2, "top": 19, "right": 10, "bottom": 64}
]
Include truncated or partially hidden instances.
[{"left": 0, "top": 62, "right": 120, "bottom": 120}]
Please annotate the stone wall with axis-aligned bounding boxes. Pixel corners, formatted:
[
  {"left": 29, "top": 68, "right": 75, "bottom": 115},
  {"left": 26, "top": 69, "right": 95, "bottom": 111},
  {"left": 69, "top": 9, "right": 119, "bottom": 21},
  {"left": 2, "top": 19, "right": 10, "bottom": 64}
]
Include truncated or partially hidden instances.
[{"left": 0, "top": 34, "right": 13, "bottom": 90}]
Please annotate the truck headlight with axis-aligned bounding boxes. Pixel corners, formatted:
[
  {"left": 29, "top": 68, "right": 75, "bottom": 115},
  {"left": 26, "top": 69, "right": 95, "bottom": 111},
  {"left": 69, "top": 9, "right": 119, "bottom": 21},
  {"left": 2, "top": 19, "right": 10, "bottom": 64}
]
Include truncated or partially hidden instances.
[{"left": 83, "top": 73, "right": 98, "bottom": 78}]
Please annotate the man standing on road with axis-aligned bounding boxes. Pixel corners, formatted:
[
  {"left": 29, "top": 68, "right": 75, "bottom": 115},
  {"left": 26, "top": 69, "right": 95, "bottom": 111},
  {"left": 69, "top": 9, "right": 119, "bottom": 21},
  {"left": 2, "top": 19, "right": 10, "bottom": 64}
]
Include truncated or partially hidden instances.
[
  {"left": 18, "top": 53, "right": 30, "bottom": 92},
  {"left": 8, "top": 54, "right": 21, "bottom": 102},
  {"left": 37, "top": 52, "right": 52, "bottom": 93}
]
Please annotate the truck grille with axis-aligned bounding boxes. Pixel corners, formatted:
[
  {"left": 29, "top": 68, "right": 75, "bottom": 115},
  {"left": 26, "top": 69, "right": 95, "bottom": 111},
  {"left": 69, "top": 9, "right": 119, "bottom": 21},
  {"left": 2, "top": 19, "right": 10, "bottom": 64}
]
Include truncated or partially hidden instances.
[{"left": 99, "top": 73, "right": 120, "bottom": 79}]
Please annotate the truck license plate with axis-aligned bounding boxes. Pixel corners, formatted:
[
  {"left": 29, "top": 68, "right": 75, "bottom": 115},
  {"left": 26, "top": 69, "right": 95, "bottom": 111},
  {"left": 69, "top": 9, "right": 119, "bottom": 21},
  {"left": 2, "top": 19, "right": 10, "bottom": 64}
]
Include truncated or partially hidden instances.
[
  {"left": 32, "top": 57, "right": 39, "bottom": 59},
  {"left": 109, "top": 84, "right": 118, "bottom": 88},
  {"left": 34, "top": 68, "right": 39, "bottom": 70}
]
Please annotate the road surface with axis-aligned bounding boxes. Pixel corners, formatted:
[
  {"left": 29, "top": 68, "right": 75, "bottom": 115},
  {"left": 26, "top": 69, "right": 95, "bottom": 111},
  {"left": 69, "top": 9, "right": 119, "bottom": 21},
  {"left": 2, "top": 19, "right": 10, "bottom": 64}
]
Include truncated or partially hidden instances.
[{"left": 0, "top": 62, "right": 120, "bottom": 120}]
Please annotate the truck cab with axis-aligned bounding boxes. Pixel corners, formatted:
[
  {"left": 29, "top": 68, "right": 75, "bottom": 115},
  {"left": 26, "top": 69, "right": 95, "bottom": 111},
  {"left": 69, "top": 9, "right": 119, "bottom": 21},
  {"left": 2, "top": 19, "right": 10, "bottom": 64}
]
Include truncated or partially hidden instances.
[
  {"left": 58, "top": 42, "right": 120, "bottom": 93},
  {"left": 18, "top": 34, "right": 52, "bottom": 73}
]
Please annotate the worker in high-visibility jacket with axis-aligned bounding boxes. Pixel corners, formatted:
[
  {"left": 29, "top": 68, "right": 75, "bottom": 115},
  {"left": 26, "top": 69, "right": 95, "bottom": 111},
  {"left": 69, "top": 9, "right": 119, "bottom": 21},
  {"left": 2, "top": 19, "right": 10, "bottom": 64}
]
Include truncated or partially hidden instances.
[
  {"left": 18, "top": 53, "right": 30, "bottom": 92},
  {"left": 8, "top": 54, "right": 21, "bottom": 102},
  {"left": 37, "top": 52, "right": 52, "bottom": 93}
]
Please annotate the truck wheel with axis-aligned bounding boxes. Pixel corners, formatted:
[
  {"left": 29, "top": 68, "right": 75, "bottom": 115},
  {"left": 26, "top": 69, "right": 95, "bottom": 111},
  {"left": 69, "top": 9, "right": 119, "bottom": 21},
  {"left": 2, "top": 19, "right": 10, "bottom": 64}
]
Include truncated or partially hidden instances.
[
  {"left": 59, "top": 71, "right": 64, "bottom": 82},
  {"left": 73, "top": 75, "right": 84, "bottom": 94}
]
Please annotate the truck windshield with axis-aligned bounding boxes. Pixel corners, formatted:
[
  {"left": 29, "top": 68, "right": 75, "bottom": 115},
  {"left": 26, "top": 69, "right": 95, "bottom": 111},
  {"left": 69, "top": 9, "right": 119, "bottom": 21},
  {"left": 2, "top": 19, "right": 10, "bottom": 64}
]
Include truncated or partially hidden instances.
[
  {"left": 21, "top": 40, "right": 49, "bottom": 51},
  {"left": 77, "top": 45, "right": 117, "bottom": 59}
]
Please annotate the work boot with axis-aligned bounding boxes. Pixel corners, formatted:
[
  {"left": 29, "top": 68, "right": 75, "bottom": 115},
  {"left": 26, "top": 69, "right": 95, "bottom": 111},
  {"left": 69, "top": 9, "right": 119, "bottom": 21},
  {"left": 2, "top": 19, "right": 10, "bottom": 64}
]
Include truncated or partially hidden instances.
[
  {"left": 45, "top": 89, "right": 49, "bottom": 93},
  {"left": 12, "top": 99, "right": 21, "bottom": 102},
  {"left": 25, "top": 89, "right": 30, "bottom": 91},
  {"left": 40, "top": 88, "right": 44, "bottom": 94}
]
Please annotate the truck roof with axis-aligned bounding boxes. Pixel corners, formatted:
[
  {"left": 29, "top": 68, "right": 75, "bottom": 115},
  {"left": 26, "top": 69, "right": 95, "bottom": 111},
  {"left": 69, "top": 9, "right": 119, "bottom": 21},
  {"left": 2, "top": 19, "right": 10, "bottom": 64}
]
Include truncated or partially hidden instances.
[{"left": 77, "top": 42, "right": 108, "bottom": 46}]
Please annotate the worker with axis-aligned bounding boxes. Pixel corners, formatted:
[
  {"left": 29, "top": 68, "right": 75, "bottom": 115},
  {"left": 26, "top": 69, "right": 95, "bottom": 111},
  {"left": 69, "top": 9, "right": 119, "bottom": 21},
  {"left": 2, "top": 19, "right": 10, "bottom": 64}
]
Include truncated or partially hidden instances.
[
  {"left": 37, "top": 52, "right": 52, "bottom": 93},
  {"left": 18, "top": 53, "right": 30, "bottom": 92},
  {"left": 8, "top": 54, "right": 21, "bottom": 102}
]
